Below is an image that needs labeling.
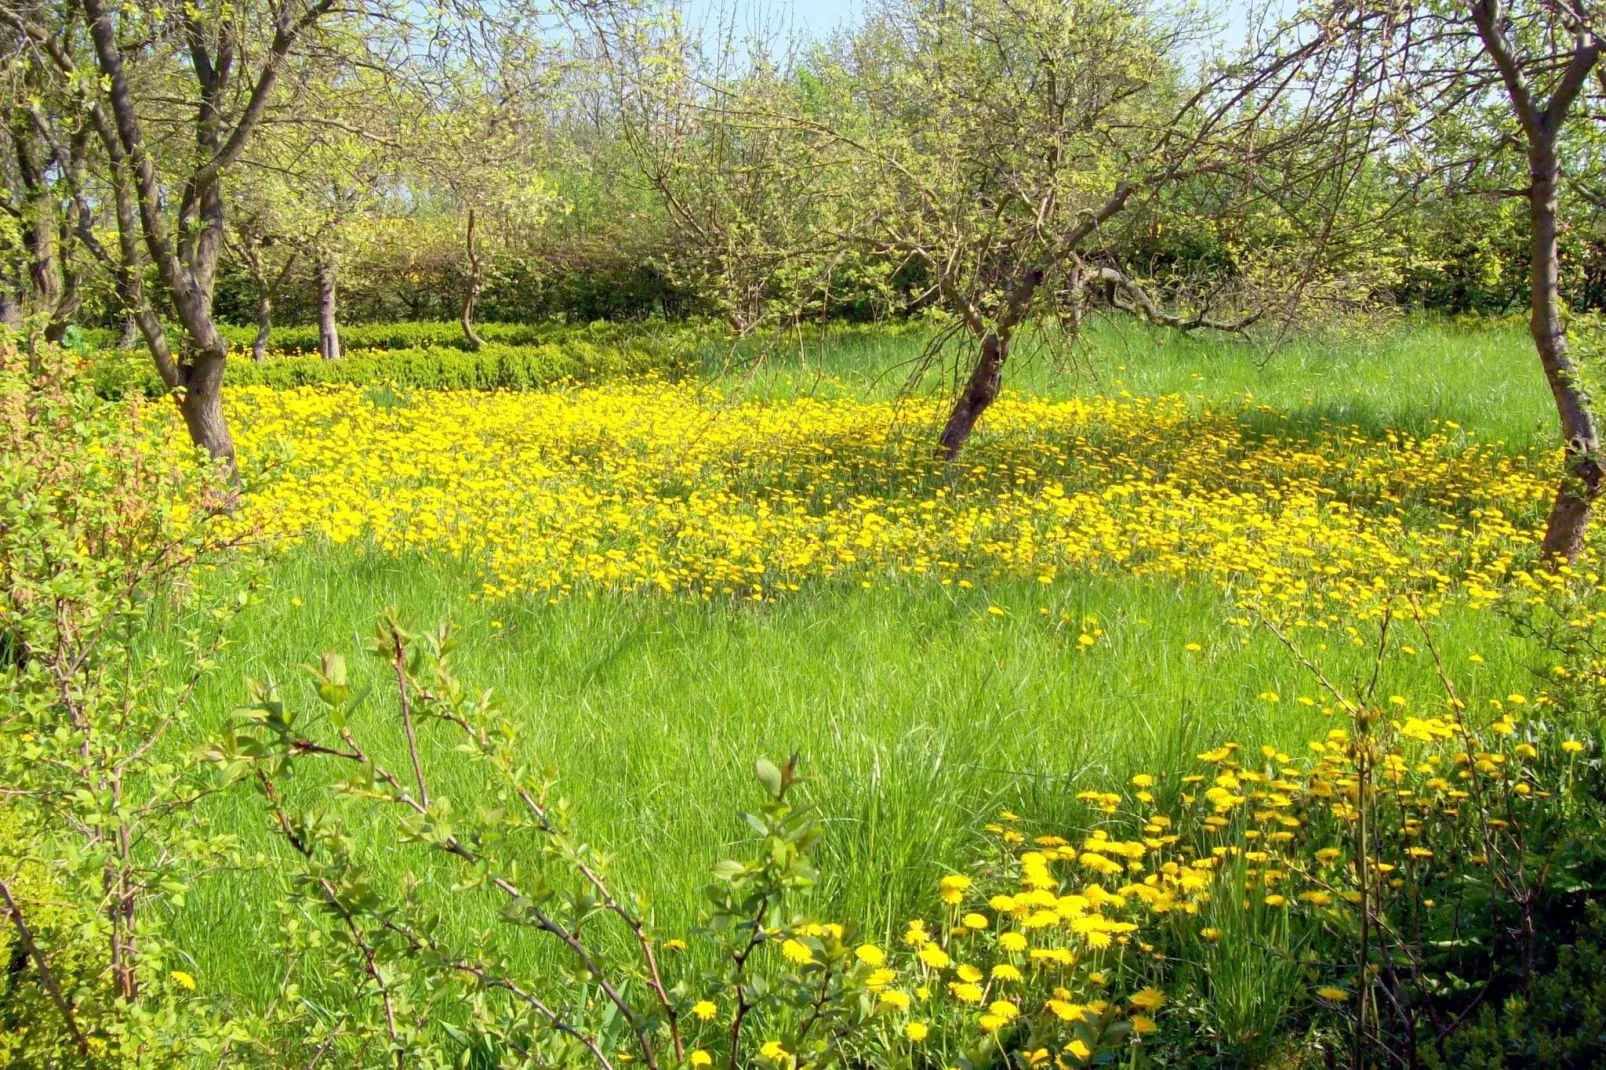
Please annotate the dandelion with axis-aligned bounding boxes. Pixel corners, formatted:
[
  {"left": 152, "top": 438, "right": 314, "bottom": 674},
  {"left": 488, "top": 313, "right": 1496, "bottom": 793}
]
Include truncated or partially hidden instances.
[
  {"left": 919, "top": 945, "right": 952, "bottom": 970},
  {"left": 781, "top": 939, "right": 813, "bottom": 965},
  {"left": 904, "top": 1021, "right": 928, "bottom": 1042},
  {"left": 991, "top": 963, "right": 1022, "bottom": 982},
  {"left": 170, "top": 970, "right": 196, "bottom": 992},
  {"left": 949, "top": 982, "right": 984, "bottom": 1003},
  {"left": 1563, "top": 740, "right": 1585, "bottom": 754},
  {"left": 692, "top": 1000, "right": 717, "bottom": 1022},
  {"left": 759, "top": 1041, "right": 787, "bottom": 1062},
  {"left": 879, "top": 990, "right": 911, "bottom": 1010},
  {"left": 988, "top": 1000, "right": 1020, "bottom": 1022},
  {"left": 939, "top": 873, "right": 972, "bottom": 904},
  {"left": 664, "top": 939, "right": 687, "bottom": 952},
  {"left": 962, "top": 912, "right": 989, "bottom": 930},
  {"left": 855, "top": 943, "right": 885, "bottom": 966},
  {"left": 690, "top": 1053, "right": 713, "bottom": 1068},
  {"left": 1065, "top": 1038, "right": 1093, "bottom": 1061},
  {"left": 1129, "top": 987, "right": 1166, "bottom": 1011},
  {"left": 1316, "top": 986, "right": 1349, "bottom": 1002},
  {"left": 999, "top": 932, "right": 1028, "bottom": 952}
]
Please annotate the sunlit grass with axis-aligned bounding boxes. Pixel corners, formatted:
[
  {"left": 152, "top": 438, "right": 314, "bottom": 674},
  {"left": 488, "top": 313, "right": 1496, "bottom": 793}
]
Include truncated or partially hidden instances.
[{"left": 173, "top": 315, "right": 1556, "bottom": 1017}]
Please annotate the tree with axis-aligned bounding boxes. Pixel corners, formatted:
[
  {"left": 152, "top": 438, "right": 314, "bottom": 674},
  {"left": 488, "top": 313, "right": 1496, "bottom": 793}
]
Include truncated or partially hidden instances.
[
  {"left": 1309, "top": 0, "right": 1606, "bottom": 559},
  {"left": 2, "top": 0, "right": 355, "bottom": 465}
]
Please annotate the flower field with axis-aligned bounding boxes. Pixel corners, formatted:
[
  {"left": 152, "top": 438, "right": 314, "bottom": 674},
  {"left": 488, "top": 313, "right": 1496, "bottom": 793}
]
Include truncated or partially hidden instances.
[{"left": 226, "top": 379, "right": 1559, "bottom": 620}]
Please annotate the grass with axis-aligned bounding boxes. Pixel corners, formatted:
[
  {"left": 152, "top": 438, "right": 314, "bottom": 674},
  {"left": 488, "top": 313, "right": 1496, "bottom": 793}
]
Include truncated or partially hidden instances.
[
  {"left": 722, "top": 314, "right": 1550, "bottom": 450},
  {"left": 164, "top": 313, "right": 1557, "bottom": 1011}
]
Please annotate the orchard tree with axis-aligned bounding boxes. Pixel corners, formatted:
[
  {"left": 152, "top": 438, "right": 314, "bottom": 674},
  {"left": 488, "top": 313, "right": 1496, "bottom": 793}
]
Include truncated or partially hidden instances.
[
  {"left": 418, "top": 69, "right": 562, "bottom": 350},
  {"left": 797, "top": 0, "right": 1392, "bottom": 458},
  {"left": 1313, "top": 0, "right": 1606, "bottom": 559}
]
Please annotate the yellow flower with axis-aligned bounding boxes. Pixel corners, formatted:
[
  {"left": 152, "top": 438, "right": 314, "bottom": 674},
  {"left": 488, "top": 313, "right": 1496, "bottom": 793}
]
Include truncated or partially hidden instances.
[
  {"left": 879, "top": 989, "right": 911, "bottom": 1010},
  {"left": 170, "top": 970, "right": 196, "bottom": 992},
  {"left": 759, "top": 1041, "right": 787, "bottom": 1061},
  {"left": 1563, "top": 740, "right": 1585, "bottom": 754},
  {"left": 919, "top": 945, "right": 952, "bottom": 970},
  {"left": 962, "top": 912, "right": 989, "bottom": 930},
  {"left": 690, "top": 1052, "right": 713, "bottom": 1068},
  {"left": 991, "top": 963, "right": 1022, "bottom": 982},
  {"left": 949, "top": 981, "right": 984, "bottom": 1003},
  {"left": 987, "top": 606, "right": 1006, "bottom": 617},
  {"left": 904, "top": 1021, "right": 928, "bottom": 1042},
  {"left": 780, "top": 939, "right": 813, "bottom": 965},
  {"left": 1316, "top": 986, "right": 1349, "bottom": 1002},
  {"left": 1199, "top": 928, "right": 1221, "bottom": 942},
  {"left": 956, "top": 964, "right": 983, "bottom": 983},
  {"left": 691, "top": 1000, "right": 717, "bottom": 1022},
  {"left": 1131, "top": 1014, "right": 1157, "bottom": 1035},
  {"left": 978, "top": 1013, "right": 1005, "bottom": 1032},
  {"left": 998, "top": 932, "right": 1028, "bottom": 952},
  {"left": 939, "top": 874, "right": 972, "bottom": 904},
  {"left": 866, "top": 968, "right": 898, "bottom": 991},
  {"left": 1065, "top": 1038, "right": 1093, "bottom": 1061},
  {"left": 988, "top": 1000, "right": 1020, "bottom": 1021},
  {"left": 1131, "top": 773, "right": 1154, "bottom": 788},
  {"left": 855, "top": 943, "right": 885, "bottom": 967},
  {"left": 664, "top": 939, "right": 687, "bottom": 952},
  {"left": 1129, "top": 987, "right": 1165, "bottom": 1012}
]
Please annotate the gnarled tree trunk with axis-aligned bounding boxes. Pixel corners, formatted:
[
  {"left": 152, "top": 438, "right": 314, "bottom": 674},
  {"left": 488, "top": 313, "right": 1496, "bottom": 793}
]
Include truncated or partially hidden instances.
[
  {"left": 1529, "top": 141, "right": 1602, "bottom": 560},
  {"left": 253, "top": 289, "right": 273, "bottom": 362},
  {"left": 1468, "top": 4, "right": 1603, "bottom": 561},
  {"left": 937, "top": 333, "right": 1006, "bottom": 460},
  {"left": 461, "top": 208, "right": 484, "bottom": 351},
  {"left": 316, "top": 253, "right": 340, "bottom": 362}
]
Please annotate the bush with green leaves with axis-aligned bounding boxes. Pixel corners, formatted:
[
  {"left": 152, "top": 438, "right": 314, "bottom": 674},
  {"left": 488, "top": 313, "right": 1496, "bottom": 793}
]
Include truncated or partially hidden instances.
[{"left": 0, "top": 334, "right": 258, "bottom": 1065}]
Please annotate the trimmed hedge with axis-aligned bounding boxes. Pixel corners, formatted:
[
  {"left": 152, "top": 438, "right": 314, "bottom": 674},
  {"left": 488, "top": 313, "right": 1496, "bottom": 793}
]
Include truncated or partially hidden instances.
[
  {"left": 91, "top": 333, "right": 703, "bottom": 399},
  {"left": 86, "top": 317, "right": 933, "bottom": 398}
]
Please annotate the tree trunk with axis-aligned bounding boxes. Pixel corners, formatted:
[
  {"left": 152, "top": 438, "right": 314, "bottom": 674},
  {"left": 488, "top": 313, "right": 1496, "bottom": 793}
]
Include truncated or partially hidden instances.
[
  {"left": 1530, "top": 141, "right": 1603, "bottom": 561},
  {"left": 253, "top": 289, "right": 272, "bottom": 362},
  {"left": 316, "top": 254, "right": 340, "bottom": 362},
  {"left": 937, "top": 332, "right": 1007, "bottom": 460},
  {"left": 0, "top": 288, "right": 20, "bottom": 330},
  {"left": 461, "top": 208, "right": 484, "bottom": 351},
  {"left": 178, "top": 345, "right": 235, "bottom": 463},
  {"left": 116, "top": 312, "right": 139, "bottom": 348}
]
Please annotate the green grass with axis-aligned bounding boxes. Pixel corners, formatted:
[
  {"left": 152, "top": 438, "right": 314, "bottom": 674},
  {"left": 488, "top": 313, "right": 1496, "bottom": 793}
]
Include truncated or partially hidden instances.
[
  {"left": 725, "top": 314, "right": 1551, "bottom": 450},
  {"left": 178, "top": 548, "right": 1540, "bottom": 1006},
  {"left": 161, "top": 313, "right": 1557, "bottom": 1011}
]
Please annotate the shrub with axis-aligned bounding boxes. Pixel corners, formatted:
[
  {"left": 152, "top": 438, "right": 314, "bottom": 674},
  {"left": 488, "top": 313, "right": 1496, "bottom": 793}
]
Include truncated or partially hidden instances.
[{"left": 0, "top": 336, "right": 255, "bottom": 1064}]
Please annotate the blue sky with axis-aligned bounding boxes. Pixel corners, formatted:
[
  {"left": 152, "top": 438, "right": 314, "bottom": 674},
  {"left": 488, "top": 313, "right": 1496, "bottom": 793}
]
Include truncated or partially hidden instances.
[{"left": 678, "top": 1, "right": 1270, "bottom": 52}]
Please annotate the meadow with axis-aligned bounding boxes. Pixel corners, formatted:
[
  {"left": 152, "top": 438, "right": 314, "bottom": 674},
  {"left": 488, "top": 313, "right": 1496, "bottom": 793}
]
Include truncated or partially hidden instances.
[{"left": 166, "top": 314, "right": 1556, "bottom": 1011}]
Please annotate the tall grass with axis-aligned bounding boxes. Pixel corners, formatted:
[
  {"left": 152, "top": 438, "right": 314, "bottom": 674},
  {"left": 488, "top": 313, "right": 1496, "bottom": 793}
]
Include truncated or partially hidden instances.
[{"left": 166, "top": 314, "right": 1553, "bottom": 1015}]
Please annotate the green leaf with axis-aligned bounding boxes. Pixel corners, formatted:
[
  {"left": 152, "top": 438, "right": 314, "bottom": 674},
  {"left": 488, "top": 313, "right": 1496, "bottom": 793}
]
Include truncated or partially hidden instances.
[{"left": 755, "top": 757, "right": 783, "bottom": 798}]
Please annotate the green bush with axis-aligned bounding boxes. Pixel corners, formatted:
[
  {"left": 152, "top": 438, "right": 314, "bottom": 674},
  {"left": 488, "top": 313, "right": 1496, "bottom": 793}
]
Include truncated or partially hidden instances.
[{"left": 90, "top": 333, "right": 704, "bottom": 398}]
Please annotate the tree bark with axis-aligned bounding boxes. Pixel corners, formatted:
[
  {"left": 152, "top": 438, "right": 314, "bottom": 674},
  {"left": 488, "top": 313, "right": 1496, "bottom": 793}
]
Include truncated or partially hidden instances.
[
  {"left": 0, "top": 287, "right": 20, "bottom": 330},
  {"left": 937, "top": 332, "right": 1007, "bottom": 460},
  {"left": 1529, "top": 141, "right": 1602, "bottom": 560},
  {"left": 316, "top": 253, "right": 340, "bottom": 362},
  {"left": 253, "top": 289, "right": 273, "bottom": 362},
  {"left": 116, "top": 311, "right": 139, "bottom": 348},
  {"left": 461, "top": 208, "right": 484, "bottom": 351}
]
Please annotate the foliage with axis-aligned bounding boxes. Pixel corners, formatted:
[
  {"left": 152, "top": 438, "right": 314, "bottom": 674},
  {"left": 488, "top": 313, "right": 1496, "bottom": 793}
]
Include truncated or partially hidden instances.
[{"left": 0, "top": 335, "right": 253, "bottom": 1063}]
